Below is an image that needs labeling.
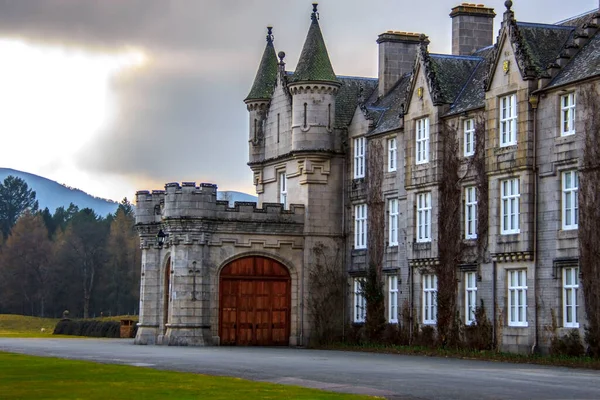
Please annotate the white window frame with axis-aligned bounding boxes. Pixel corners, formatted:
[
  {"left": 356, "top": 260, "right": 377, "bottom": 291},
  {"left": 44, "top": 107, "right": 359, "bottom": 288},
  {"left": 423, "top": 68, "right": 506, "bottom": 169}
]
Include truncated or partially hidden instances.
[
  {"left": 500, "top": 178, "right": 520, "bottom": 235},
  {"left": 560, "top": 92, "right": 576, "bottom": 136},
  {"left": 354, "top": 277, "right": 366, "bottom": 323},
  {"left": 416, "top": 192, "right": 432, "bottom": 243},
  {"left": 499, "top": 94, "right": 517, "bottom": 147},
  {"left": 354, "top": 204, "right": 367, "bottom": 249},
  {"left": 422, "top": 274, "right": 437, "bottom": 325},
  {"left": 562, "top": 170, "right": 579, "bottom": 230},
  {"left": 279, "top": 172, "right": 287, "bottom": 209},
  {"left": 416, "top": 117, "right": 430, "bottom": 164},
  {"left": 465, "top": 186, "right": 477, "bottom": 239},
  {"left": 388, "top": 275, "right": 398, "bottom": 323},
  {"left": 465, "top": 271, "right": 477, "bottom": 325},
  {"left": 354, "top": 137, "right": 365, "bottom": 179},
  {"left": 388, "top": 199, "right": 399, "bottom": 247},
  {"left": 563, "top": 267, "right": 579, "bottom": 328},
  {"left": 464, "top": 118, "right": 475, "bottom": 157},
  {"left": 388, "top": 137, "right": 397, "bottom": 172},
  {"left": 508, "top": 269, "right": 528, "bottom": 327}
]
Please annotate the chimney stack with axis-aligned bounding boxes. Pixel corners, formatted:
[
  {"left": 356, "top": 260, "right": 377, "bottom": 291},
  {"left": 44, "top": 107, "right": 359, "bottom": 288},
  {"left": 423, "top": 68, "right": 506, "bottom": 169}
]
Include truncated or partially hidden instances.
[
  {"left": 377, "top": 31, "right": 420, "bottom": 98},
  {"left": 450, "top": 3, "right": 495, "bottom": 56}
]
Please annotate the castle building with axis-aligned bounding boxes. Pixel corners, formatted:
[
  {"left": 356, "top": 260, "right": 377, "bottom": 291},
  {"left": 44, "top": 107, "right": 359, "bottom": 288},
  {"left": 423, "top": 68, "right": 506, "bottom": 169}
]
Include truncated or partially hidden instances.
[{"left": 135, "top": 2, "right": 600, "bottom": 353}]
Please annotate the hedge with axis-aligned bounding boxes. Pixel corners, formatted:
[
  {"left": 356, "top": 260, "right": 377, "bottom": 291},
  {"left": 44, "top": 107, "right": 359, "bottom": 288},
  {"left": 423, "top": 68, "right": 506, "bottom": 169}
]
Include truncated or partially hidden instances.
[{"left": 53, "top": 319, "right": 138, "bottom": 338}]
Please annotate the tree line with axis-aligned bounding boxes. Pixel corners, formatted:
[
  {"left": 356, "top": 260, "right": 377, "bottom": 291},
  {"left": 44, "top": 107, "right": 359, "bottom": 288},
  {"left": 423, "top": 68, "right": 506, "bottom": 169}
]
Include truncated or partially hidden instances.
[{"left": 0, "top": 175, "right": 140, "bottom": 319}]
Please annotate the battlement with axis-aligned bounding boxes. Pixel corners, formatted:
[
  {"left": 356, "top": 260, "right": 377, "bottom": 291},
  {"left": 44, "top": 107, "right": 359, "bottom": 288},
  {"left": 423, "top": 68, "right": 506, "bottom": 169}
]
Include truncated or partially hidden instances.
[{"left": 136, "top": 182, "right": 305, "bottom": 226}]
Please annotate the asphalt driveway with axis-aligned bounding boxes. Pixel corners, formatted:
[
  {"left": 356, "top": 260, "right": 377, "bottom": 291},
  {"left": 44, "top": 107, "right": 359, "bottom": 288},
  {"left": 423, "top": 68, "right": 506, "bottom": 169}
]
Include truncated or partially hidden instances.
[{"left": 0, "top": 338, "right": 599, "bottom": 399}]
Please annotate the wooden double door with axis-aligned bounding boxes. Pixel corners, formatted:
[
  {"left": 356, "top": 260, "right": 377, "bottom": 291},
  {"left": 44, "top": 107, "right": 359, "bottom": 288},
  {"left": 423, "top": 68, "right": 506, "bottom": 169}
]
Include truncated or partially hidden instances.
[{"left": 219, "top": 256, "right": 291, "bottom": 346}]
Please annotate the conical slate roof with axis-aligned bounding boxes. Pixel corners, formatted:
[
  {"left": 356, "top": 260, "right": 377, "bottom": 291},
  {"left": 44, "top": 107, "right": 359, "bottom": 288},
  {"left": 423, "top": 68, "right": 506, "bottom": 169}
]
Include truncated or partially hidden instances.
[
  {"left": 245, "top": 27, "right": 278, "bottom": 102},
  {"left": 290, "top": 5, "right": 338, "bottom": 84}
]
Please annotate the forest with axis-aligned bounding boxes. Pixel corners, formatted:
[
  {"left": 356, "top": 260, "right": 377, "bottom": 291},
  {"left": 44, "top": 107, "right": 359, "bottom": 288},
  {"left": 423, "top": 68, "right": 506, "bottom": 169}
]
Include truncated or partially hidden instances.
[{"left": 0, "top": 175, "right": 140, "bottom": 318}]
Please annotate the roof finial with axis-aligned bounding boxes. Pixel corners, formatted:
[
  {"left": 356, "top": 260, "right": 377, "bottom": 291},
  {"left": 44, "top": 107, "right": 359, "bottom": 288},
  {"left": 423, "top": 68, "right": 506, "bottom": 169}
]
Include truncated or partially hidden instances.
[
  {"left": 266, "top": 26, "right": 274, "bottom": 43},
  {"left": 503, "top": 0, "right": 514, "bottom": 22},
  {"left": 311, "top": 3, "right": 319, "bottom": 21},
  {"left": 278, "top": 51, "right": 286, "bottom": 65}
]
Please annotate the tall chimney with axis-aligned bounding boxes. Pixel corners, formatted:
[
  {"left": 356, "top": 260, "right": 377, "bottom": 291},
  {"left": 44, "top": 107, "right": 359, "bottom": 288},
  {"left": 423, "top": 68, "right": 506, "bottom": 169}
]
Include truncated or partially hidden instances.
[
  {"left": 450, "top": 3, "right": 495, "bottom": 56},
  {"left": 377, "top": 31, "right": 420, "bottom": 98}
]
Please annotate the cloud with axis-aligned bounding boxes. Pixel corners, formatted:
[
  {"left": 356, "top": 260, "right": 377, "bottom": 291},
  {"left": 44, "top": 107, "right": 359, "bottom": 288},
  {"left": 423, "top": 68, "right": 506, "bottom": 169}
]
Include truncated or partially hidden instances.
[{"left": 0, "top": 0, "right": 596, "bottom": 199}]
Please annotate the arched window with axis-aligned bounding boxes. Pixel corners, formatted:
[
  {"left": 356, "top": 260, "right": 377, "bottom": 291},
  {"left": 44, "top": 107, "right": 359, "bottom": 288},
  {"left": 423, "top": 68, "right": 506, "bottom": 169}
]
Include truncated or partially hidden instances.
[
  {"left": 328, "top": 104, "right": 331, "bottom": 130},
  {"left": 253, "top": 118, "right": 258, "bottom": 142}
]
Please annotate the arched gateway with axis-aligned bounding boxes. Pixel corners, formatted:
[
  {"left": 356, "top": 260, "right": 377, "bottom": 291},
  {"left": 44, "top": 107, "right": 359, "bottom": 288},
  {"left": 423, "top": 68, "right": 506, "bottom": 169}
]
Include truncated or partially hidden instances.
[{"left": 219, "top": 256, "right": 291, "bottom": 346}]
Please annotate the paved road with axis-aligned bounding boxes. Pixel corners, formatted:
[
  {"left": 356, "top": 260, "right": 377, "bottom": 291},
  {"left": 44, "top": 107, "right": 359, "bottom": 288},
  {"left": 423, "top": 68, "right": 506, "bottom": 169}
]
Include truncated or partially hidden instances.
[{"left": 0, "top": 338, "right": 599, "bottom": 399}]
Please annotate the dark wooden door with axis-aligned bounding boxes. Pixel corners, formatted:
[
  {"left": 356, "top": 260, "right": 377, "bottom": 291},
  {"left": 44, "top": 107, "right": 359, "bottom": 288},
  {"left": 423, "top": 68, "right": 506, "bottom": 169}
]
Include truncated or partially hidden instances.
[{"left": 219, "top": 257, "right": 290, "bottom": 346}]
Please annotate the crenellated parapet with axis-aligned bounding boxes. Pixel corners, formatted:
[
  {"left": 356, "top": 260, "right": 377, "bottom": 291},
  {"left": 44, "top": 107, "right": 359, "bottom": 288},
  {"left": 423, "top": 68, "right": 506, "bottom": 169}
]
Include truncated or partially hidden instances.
[{"left": 136, "top": 182, "right": 305, "bottom": 234}]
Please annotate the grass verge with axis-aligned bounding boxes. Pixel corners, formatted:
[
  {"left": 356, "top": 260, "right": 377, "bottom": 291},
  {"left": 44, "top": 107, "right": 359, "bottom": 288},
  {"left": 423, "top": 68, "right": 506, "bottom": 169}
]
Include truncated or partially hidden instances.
[
  {"left": 324, "top": 342, "right": 600, "bottom": 370},
  {"left": 0, "top": 314, "right": 59, "bottom": 338},
  {"left": 0, "top": 352, "right": 376, "bottom": 400}
]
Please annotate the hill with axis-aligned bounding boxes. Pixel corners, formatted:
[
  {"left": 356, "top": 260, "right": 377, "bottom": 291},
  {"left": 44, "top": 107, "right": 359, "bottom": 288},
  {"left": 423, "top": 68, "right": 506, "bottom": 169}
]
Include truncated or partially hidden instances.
[
  {"left": 0, "top": 168, "right": 258, "bottom": 217},
  {"left": 0, "top": 168, "right": 119, "bottom": 217}
]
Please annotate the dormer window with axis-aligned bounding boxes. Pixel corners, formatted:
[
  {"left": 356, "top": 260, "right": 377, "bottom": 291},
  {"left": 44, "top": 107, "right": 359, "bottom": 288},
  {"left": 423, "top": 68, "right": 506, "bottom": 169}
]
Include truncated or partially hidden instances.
[
  {"left": 354, "top": 137, "right": 365, "bottom": 179},
  {"left": 560, "top": 93, "right": 576, "bottom": 136},
  {"left": 416, "top": 117, "right": 430, "bottom": 164},
  {"left": 464, "top": 118, "right": 475, "bottom": 157},
  {"left": 499, "top": 94, "right": 517, "bottom": 147}
]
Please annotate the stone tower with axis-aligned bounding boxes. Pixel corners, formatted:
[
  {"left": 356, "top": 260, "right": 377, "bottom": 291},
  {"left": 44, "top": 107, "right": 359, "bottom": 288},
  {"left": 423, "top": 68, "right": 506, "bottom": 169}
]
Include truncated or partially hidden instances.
[{"left": 245, "top": 27, "right": 278, "bottom": 164}]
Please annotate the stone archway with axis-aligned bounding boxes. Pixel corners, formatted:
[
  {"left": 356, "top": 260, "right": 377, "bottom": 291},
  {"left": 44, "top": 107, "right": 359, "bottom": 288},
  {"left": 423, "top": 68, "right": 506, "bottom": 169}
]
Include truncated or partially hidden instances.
[{"left": 219, "top": 256, "right": 291, "bottom": 346}]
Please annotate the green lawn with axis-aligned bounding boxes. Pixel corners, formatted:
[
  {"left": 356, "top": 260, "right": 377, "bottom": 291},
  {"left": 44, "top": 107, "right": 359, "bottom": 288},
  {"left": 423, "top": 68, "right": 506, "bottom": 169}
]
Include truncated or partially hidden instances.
[
  {"left": 0, "top": 314, "right": 59, "bottom": 338},
  {"left": 0, "top": 352, "right": 376, "bottom": 400}
]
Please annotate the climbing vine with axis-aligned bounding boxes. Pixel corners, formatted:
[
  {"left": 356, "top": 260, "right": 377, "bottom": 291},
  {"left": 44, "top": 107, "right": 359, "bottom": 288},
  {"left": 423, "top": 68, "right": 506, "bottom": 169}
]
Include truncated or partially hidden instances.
[
  {"left": 579, "top": 84, "right": 600, "bottom": 357},
  {"left": 364, "top": 139, "right": 386, "bottom": 339}
]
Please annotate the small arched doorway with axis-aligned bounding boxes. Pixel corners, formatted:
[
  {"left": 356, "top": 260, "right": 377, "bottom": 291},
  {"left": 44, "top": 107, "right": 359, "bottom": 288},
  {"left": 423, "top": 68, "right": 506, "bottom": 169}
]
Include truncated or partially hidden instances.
[
  {"left": 219, "top": 256, "right": 291, "bottom": 346},
  {"left": 162, "top": 257, "right": 172, "bottom": 334}
]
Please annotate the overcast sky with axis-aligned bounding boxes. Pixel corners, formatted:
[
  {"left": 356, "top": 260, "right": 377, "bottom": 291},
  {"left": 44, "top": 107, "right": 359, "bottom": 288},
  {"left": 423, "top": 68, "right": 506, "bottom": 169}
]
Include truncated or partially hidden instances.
[{"left": 0, "top": 0, "right": 596, "bottom": 201}]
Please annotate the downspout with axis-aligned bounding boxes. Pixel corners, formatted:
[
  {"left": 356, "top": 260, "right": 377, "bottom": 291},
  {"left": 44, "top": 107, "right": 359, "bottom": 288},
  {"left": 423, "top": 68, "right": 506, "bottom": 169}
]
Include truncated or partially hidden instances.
[
  {"left": 529, "top": 94, "right": 540, "bottom": 354},
  {"left": 492, "top": 260, "right": 497, "bottom": 349},
  {"left": 342, "top": 153, "right": 347, "bottom": 339}
]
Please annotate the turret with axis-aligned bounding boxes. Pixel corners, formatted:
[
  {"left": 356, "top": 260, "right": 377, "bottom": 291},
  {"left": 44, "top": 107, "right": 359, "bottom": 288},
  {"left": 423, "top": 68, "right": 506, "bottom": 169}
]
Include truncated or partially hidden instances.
[
  {"left": 288, "top": 3, "right": 341, "bottom": 152},
  {"left": 245, "top": 26, "right": 278, "bottom": 164}
]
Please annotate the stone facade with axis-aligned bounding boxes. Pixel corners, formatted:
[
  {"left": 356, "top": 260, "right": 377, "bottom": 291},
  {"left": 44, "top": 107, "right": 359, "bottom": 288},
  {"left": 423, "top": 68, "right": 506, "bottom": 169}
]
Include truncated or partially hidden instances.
[{"left": 136, "top": 2, "right": 600, "bottom": 352}]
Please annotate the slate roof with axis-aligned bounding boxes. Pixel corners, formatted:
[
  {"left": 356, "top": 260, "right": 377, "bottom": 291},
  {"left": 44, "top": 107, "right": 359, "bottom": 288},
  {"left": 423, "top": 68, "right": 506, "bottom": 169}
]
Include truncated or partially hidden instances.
[
  {"left": 429, "top": 54, "right": 481, "bottom": 104},
  {"left": 364, "top": 74, "right": 411, "bottom": 136},
  {"left": 445, "top": 46, "right": 495, "bottom": 116},
  {"left": 547, "top": 31, "right": 600, "bottom": 89},
  {"left": 290, "top": 10, "right": 338, "bottom": 84},
  {"left": 245, "top": 32, "right": 278, "bottom": 102},
  {"left": 515, "top": 22, "right": 575, "bottom": 77},
  {"left": 556, "top": 9, "right": 597, "bottom": 27},
  {"left": 335, "top": 76, "right": 378, "bottom": 128}
]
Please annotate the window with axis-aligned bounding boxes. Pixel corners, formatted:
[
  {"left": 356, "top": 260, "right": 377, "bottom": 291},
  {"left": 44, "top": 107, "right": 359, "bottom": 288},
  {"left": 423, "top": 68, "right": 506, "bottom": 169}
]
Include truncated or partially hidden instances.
[
  {"left": 465, "top": 186, "right": 477, "bottom": 239},
  {"left": 560, "top": 93, "right": 576, "bottom": 136},
  {"left": 499, "top": 94, "right": 517, "bottom": 146},
  {"left": 354, "top": 204, "right": 367, "bottom": 249},
  {"left": 354, "top": 137, "right": 365, "bottom": 178},
  {"left": 416, "top": 117, "right": 430, "bottom": 164},
  {"left": 388, "top": 276, "right": 398, "bottom": 323},
  {"left": 508, "top": 269, "right": 527, "bottom": 327},
  {"left": 354, "top": 278, "right": 366, "bottom": 323},
  {"left": 303, "top": 102, "right": 308, "bottom": 128},
  {"left": 501, "top": 178, "right": 520, "bottom": 234},
  {"left": 562, "top": 170, "right": 579, "bottom": 230},
  {"left": 279, "top": 172, "right": 287, "bottom": 209},
  {"left": 563, "top": 267, "right": 579, "bottom": 328},
  {"left": 465, "top": 272, "right": 477, "bottom": 325},
  {"left": 388, "top": 138, "right": 397, "bottom": 172},
  {"left": 464, "top": 118, "right": 475, "bottom": 157},
  {"left": 416, "top": 192, "right": 432, "bottom": 243},
  {"left": 389, "top": 199, "right": 399, "bottom": 246},
  {"left": 423, "top": 274, "right": 437, "bottom": 324}
]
